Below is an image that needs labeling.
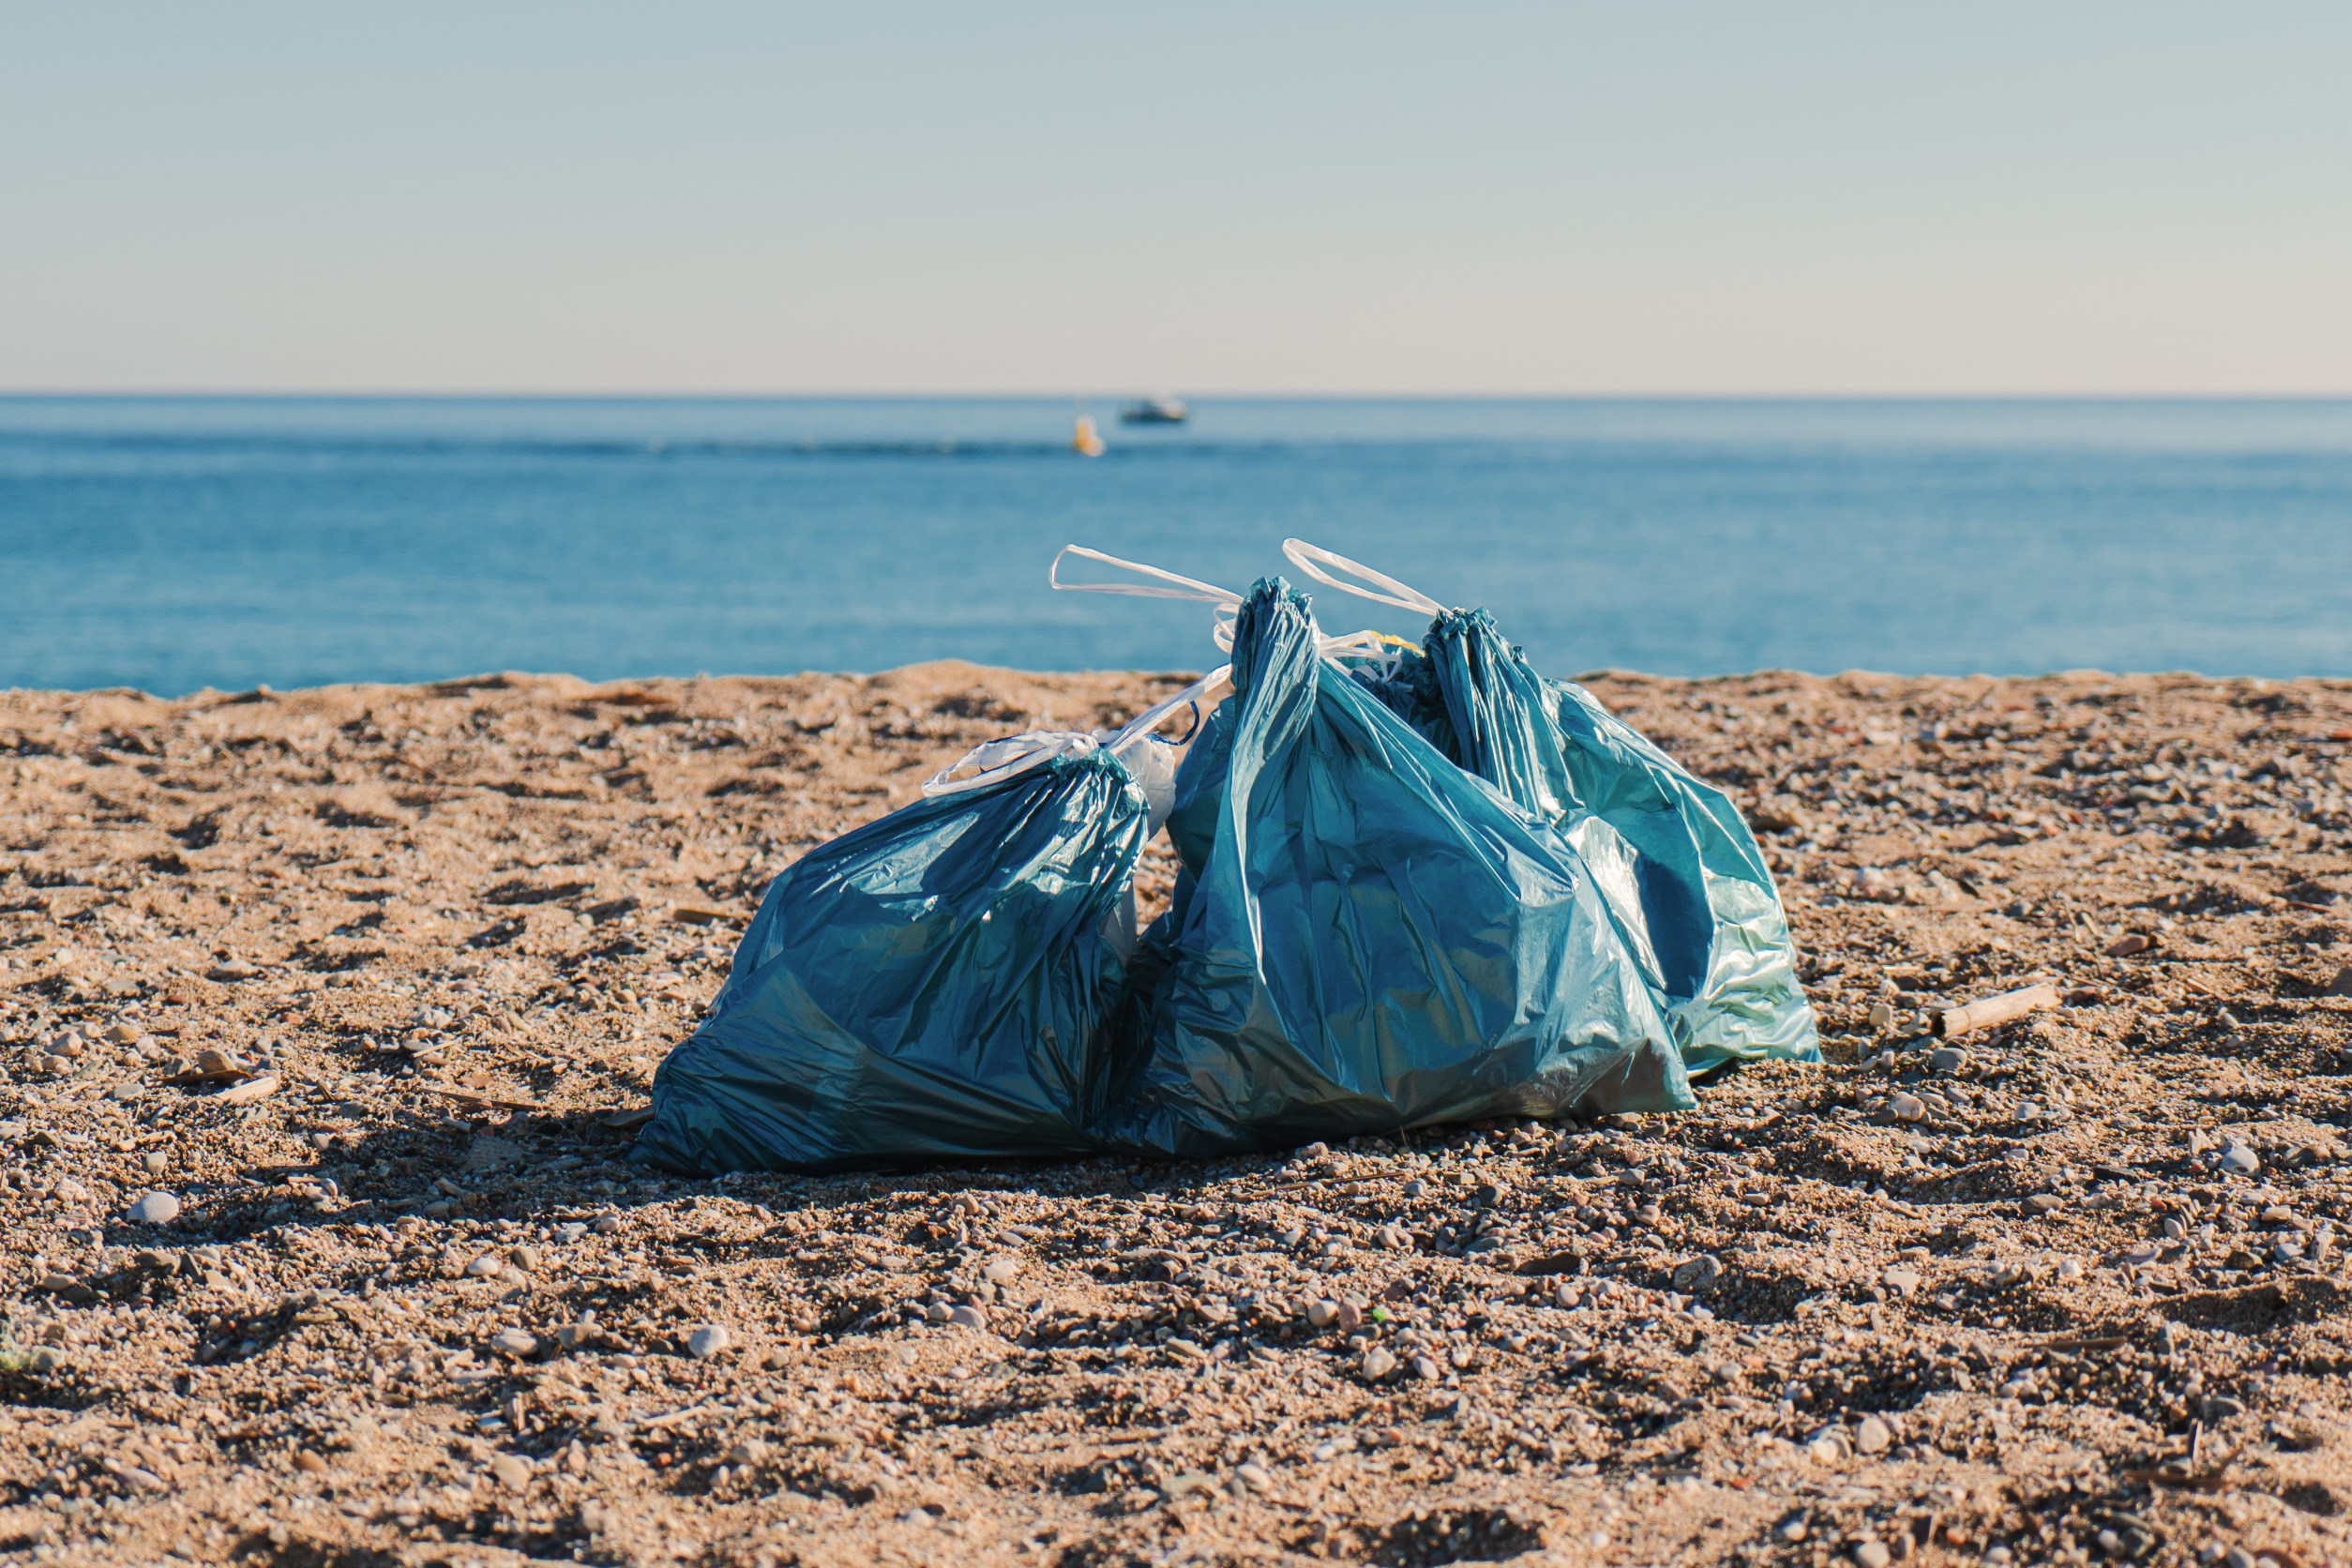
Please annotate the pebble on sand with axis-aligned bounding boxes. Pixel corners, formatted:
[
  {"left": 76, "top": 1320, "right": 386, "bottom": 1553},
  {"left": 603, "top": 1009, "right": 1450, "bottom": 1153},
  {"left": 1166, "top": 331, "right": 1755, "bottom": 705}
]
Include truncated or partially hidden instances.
[
  {"left": 490, "top": 1327, "right": 539, "bottom": 1358},
  {"left": 127, "top": 1191, "right": 180, "bottom": 1225},
  {"left": 1672, "top": 1254, "right": 1725, "bottom": 1293},
  {"left": 688, "top": 1323, "right": 734, "bottom": 1358}
]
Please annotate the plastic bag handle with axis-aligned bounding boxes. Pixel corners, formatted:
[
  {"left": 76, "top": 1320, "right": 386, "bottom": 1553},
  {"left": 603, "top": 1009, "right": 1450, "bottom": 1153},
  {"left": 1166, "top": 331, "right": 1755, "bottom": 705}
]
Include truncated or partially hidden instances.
[
  {"left": 922, "top": 732, "right": 1100, "bottom": 797},
  {"left": 1051, "top": 546, "right": 1244, "bottom": 609},
  {"left": 1280, "top": 539, "right": 1447, "bottom": 617},
  {"left": 1107, "top": 666, "right": 1232, "bottom": 753}
]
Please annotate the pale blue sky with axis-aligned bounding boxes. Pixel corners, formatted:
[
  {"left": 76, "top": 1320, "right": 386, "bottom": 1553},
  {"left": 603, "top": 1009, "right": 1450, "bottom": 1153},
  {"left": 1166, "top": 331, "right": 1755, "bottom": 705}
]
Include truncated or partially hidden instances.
[{"left": 4, "top": 4, "right": 2348, "bottom": 393}]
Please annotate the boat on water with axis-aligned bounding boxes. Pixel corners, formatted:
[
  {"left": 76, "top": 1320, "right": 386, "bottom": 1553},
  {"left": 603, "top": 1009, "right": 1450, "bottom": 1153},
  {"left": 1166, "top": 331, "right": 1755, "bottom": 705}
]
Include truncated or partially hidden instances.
[{"left": 1119, "top": 396, "right": 1189, "bottom": 426}]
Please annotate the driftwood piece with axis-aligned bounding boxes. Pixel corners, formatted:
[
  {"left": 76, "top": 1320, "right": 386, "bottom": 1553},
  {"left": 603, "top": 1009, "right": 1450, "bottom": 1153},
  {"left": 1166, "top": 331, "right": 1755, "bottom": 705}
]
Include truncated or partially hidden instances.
[
  {"left": 217, "top": 1072, "right": 282, "bottom": 1105},
  {"left": 1935, "top": 982, "right": 2059, "bottom": 1038}
]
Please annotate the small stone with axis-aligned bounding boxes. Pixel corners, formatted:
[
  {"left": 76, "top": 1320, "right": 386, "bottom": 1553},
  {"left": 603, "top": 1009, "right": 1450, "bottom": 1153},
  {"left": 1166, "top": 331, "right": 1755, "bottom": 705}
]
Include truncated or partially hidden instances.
[
  {"left": 1411, "top": 1354, "right": 1442, "bottom": 1381},
  {"left": 594, "top": 1214, "right": 623, "bottom": 1235},
  {"left": 1777, "top": 1518, "right": 1809, "bottom": 1544},
  {"left": 1867, "top": 1002, "right": 1895, "bottom": 1031},
  {"left": 2326, "top": 966, "right": 2352, "bottom": 998},
  {"left": 1473, "top": 1181, "right": 1504, "bottom": 1207},
  {"left": 1929, "top": 1047, "right": 1966, "bottom": 1074},
  {"left": 1804, "top": 1434, "right": 1844, "bottom": 1464},
  {"left": 2028, "top": 1194, "right": 2065, "bottom": 1214},
  {"left": 1889, "top": 1093, "right": 1925, "bottom": 1123},
  {"left": 1855, "top": 1416, "right": 1892, "bottom": 1455},
  {"left": 1234, "top": 1462, "right": 1273, "bottom": 1493},
  {"left": 143, "top": 1151, "right": 171, "bottom": 1176},
  {"left": 946, "top": 1305, "right": 987, "bottom": 1333},
  {"left": 2106, "top": 932, "right": 2154, "bottom": 957},
  {"left": 1358, "top": 1346, "right": 1396, "bottom": 1381},
  {"left": 463, "top": 1253, "right": 504, "bottom": 1277},
  {"left": 461, "top": 1137, "right": 528, "bottom": 1174},
  {"left": 1672, "top": 1254, "right": 1724, "bottom": 1293},
  {"left": 115, "top": 1462, "right": 167, "bottom": 1492},
  {"left": 1306, "top": 1299, "right": 1340, "bottom": 1330},
  {"left": 127, "top": 1190, "right": 181, "bottom": 1225},
  {"left": 490, "top": 1453, "right": 534, "bottom": 1490},
  {"left": 490, "top": 1327, "right": 539, "bottom": 1358},
  {"left": 1334, "top": 1297, "right": 1364, "bottom": 1333},
  {"left": 1855, "top": 1543, "right": 1892, "bottom": 1568},
  {"left": 1297, "top": 1142, "right": 1330, "bottom": 1160},
  {"left": 982, "top": 1256, "right": 1021, "bottom": 1284},
  {"left": 686, "top": 1323, "right": 732, "bottom": 1357},
  {"left": 2221, "top": 1144, "right": 2260, "bottom": 1175},
  {"left": 1880, "top": 1267, "right": 1921, "bottom": 1295},
  {"left": 109, "top": 1081, "right": 143, "bottom": 1103},
  {"left": 292, "top": 1449, "right": 327, "bottom": 1473}
]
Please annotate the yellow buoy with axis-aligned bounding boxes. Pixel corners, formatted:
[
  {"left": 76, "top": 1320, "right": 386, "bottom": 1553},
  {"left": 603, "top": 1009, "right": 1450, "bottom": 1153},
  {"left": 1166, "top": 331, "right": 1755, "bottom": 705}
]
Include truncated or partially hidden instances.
[{"left": 1073, "top": 415, "right": 1105, "bottom": 458}]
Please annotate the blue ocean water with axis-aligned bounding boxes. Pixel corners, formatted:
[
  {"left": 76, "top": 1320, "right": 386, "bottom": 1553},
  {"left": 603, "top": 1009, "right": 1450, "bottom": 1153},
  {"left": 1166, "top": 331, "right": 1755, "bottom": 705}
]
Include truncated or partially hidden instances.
[{"left": 4, "top": 397, "right": 2350, "bottom": 695}]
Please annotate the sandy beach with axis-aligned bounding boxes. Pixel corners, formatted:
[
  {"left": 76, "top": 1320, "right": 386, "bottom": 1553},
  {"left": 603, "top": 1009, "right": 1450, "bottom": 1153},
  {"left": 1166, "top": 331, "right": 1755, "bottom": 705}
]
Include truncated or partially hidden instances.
[{"left": 5, "top": 663, "right": 2350, "bottom": 1567}]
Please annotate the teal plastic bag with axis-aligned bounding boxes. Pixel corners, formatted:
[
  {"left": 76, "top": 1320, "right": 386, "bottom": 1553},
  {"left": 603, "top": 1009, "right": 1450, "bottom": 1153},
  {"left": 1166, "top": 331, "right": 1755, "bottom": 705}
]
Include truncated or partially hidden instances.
[
  {"left": 1285, "top": 540, "right": 1818, "bottom": 1076},
  {"left": 632, "top": 737, "right": 1151, "bottom": 1173},
  {"left": 1098, "top": 578, "right": 1692, "bottom": 1159}
]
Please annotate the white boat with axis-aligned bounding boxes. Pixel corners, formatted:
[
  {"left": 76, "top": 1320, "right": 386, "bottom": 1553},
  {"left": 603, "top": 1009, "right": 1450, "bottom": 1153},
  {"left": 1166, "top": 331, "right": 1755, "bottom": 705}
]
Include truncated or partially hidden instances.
[{"left": 1119, "top": 396, "right": 1189, "bottom": 426}]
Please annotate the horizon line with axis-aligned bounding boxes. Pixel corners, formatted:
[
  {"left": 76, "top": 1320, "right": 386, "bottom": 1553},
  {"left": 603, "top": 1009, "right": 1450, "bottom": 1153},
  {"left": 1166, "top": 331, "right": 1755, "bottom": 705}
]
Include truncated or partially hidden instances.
[{"left": 7, "top": 388, "right": 2352, "bottom": 402}]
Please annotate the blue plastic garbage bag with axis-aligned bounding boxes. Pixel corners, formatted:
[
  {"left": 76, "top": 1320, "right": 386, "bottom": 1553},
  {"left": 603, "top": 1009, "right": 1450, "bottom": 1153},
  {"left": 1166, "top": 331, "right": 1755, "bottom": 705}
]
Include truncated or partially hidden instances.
[
  {"left": 1096, "top": 578, "right": 1692, "bottom": 1159},
  {"left": 632, "top": 741, "right": 1150, "bottom": 1173},
  {"left": 1285, "top": 541, "right": 1818, "bottom": 1076}
]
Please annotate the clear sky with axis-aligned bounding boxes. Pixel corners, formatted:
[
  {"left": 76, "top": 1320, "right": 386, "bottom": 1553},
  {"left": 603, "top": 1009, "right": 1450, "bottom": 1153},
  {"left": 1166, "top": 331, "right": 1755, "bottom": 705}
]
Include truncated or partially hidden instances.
[{"left": 4, "top": 3, "right": 2348, "bottom": 394}]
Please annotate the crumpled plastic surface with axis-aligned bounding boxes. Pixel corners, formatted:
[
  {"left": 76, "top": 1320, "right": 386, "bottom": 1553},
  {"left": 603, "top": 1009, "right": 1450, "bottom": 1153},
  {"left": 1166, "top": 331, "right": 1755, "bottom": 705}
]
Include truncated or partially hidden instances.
[
  {"left": 1355, "top": 607, "right": 1817, "bottom": 1075},
  {"left": 1096, "top": 580, "right": 1691, "bottom": 1159},
  {"left": 632, "top": 747, "right": 1148, "bottom": 1173}
]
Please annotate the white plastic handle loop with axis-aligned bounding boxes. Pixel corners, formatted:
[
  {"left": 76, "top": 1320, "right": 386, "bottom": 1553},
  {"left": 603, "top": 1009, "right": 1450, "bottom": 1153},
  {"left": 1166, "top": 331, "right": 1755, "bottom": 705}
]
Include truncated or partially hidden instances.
[
  {"left": 923, "top": 732, "right": 1101, "bottom": 797},
  {"left": 1050, "top": 546, "right": 1243, "bottom": 609},
  {"left": 1280, "top": 538, "right": 1447, "bottom": 617},
  {"left": 1107, "top": 666, "right": 1232, "bottom": 754}
]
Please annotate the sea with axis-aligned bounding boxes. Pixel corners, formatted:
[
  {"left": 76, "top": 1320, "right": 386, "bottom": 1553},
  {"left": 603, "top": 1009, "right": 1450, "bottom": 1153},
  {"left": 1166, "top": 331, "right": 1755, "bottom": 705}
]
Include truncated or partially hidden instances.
[{"left": 4, "top": 396, "right": 2350, "bottom": 696}]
